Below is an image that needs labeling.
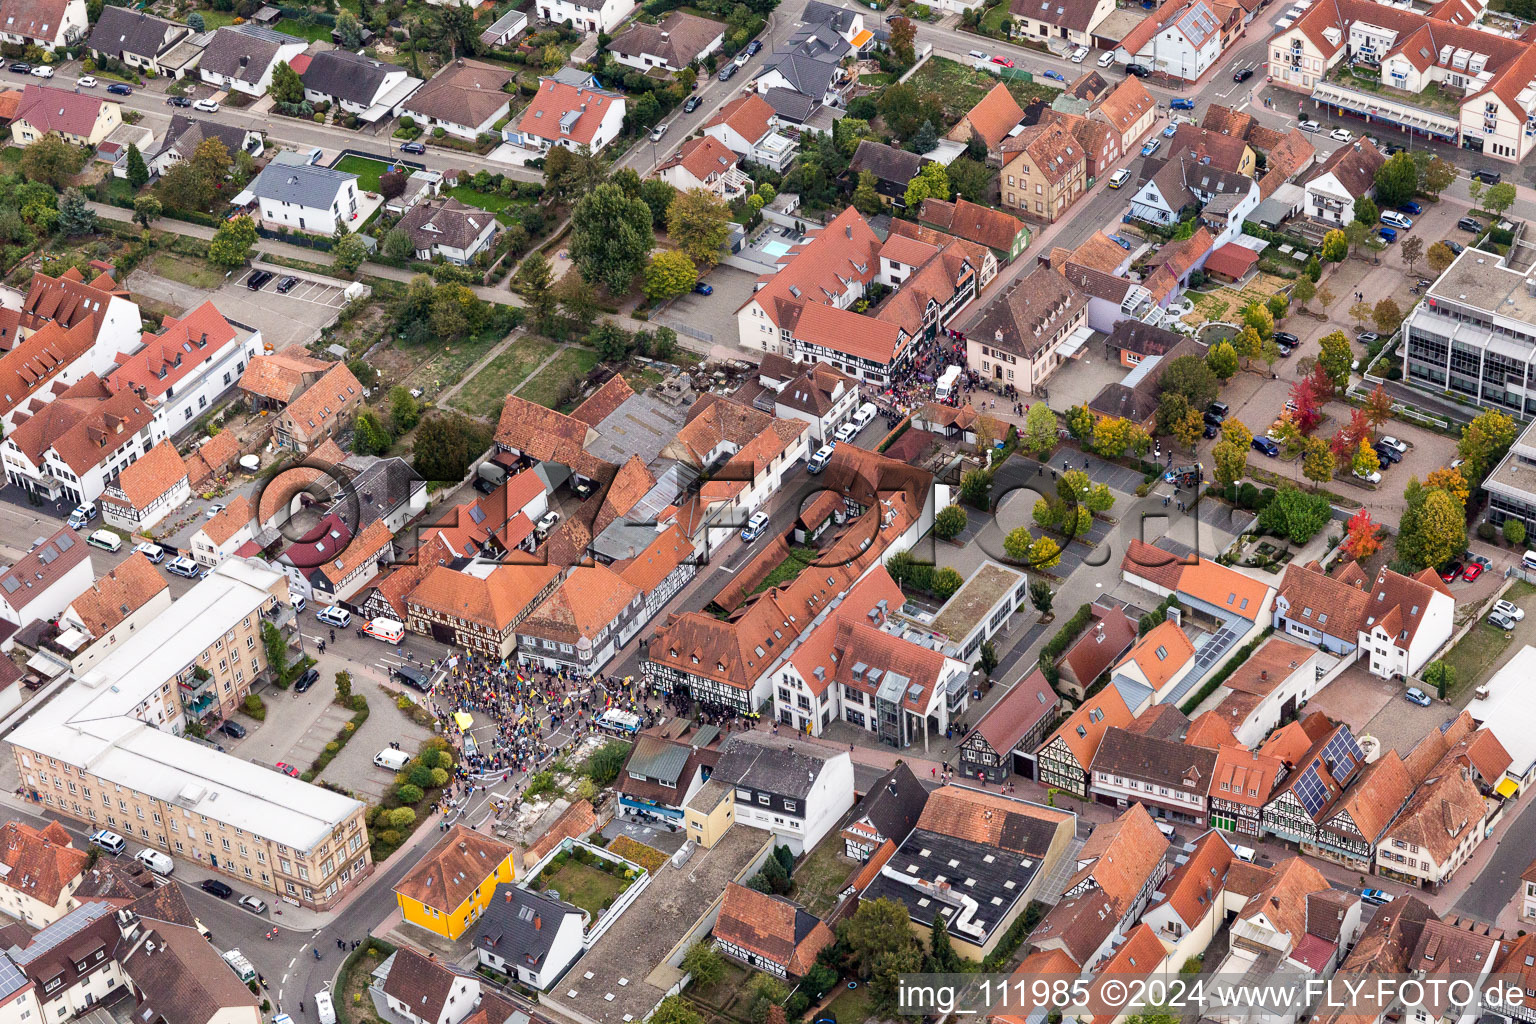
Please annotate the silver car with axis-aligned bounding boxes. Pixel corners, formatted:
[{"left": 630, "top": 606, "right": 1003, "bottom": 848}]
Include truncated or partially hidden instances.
[{"left": 1493, "top": 599, "right": 1525, "bottom": 621}]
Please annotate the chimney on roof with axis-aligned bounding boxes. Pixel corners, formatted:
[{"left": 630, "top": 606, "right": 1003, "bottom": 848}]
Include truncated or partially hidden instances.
[
  {"left": 534, "top": 914, "right": 542, "bottom": 930},
  {"left": 504, "top": 890, "right": 511, "bottom": 903}
]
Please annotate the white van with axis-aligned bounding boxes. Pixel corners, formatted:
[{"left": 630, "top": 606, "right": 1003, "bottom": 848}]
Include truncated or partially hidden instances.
[
  {"left": 851, "top": 402, "right": 878, "bottom": 432},
  {"left": 364, "top": 617, "right": 405, "bottom": 643},
  {"left": 834, "top": 421, "right": 860, "bottom": 444},
  {"left": 740, "top": 511, "right": 770, "bottom": 543},
  {"left": 317, "top": 605, "right": 351, "bottom": 628},
  {"left": 88, "top": 829, "right": 126, "bottom": 855},
  {"left": 314, "top": 992, "right": 336, "bottom": 1024},
  {"left": 374, "top": 748, "right": 410, "bottom": 771},
  {"left": 807, "top": 444, "right": 836, "bottom": 474},
  {"left": 1233, "top": 844, "right": 1257, "bottom": 863},
  {"left": 935, "top": 365, "right": 962, "bottom": 400},
  {"left": 1098, "top": 50, "right": 1117, "bottom": 67},
  {"left": 1522, "top": 550, "right": 1536, "bottom": 573},
  {"left": 134, "top": 848, "right": 174, "bottom": 876},
  {"left": 289, "top": 592, "right": 306, "bottom": 613},
  {"left": 134, "top": 542, "right": 165, "bottom": 563},
  {"left": 221, "top": 949, "right": 257, "bottom": 984},
  {"left": 87, "top": 529, "right": 121, "bottom": 552}
]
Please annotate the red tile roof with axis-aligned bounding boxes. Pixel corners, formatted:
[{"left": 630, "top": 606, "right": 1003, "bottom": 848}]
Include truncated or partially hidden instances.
[
  {"left": 394, "top": 824, "right": 515, "bottom": 913},
  {"left": 1038, "top": 684, "right": 1133, "bottom": 767},
  {"left": 15, "top": 84, "right": 112, "bottom": 137},
  {"left": 964, "top": 668, "right": 1057, "bottom": 756},
  {"left": 704, "top": 92, "right": 775, "bottom": 146},
  {"left": 525, "top": 799, "right": 596, "bottom": 863},
  {"left": 109, "top": 301, "right": 241, "bottom": 401},
  {"left": 714, "top": 882, "right": 835, "bottom": 976},
  {"left": 1204, "top": 242, "right": 1261, "bottom": 279},
  {"left": 0, "top": 820, "right": 87, "bottom": 907},
  {"left": 64, "top": 552, "right": 167, "bottom": 636},
  {"left": 949, "top": 82, "right": 1024, "bottom": 150},
  {"left": 101, "top": 439, "right": 187, "bottom": 513},
  {"left": 518, "top": 78, "right": 623, "bottom": 146},
  {"left": 914, "top": 785, "right": 1073, "bottom": 853}
]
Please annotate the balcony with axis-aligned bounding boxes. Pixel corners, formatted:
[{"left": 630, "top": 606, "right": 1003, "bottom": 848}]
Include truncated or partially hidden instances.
[
  {"left": 186, "top": 692, "right": 215, "bottom": 715},
  {"left": 179, "top": 667, "right": 213, "bottom": 693}
]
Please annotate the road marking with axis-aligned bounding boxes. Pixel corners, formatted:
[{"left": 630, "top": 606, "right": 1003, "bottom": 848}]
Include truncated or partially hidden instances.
[
  {"left": 282, "top": 975, "right": 288, "bottom": 984},
  {"left": 289, "top": 958, "right": 296, "bottom": 968}
]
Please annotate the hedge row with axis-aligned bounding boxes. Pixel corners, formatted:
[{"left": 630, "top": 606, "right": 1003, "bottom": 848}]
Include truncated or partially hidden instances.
[
  {"left": 303, "top": 693, "right": 369, "bottom": 780},
  {"left": 1038, "top": 602, "right": 1093, "bottom": 685}
]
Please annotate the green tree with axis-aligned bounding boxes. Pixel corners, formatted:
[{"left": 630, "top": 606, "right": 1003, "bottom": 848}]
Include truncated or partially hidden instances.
[
  {"left": 1029, "top": 535, "right": 1062, "bottom": 570},
  {"left": 1029, "top": 579, "right": 1054, "bottom": 617},
  {"left": 643, "top": 249, "right": 698, "bottom": 302},
  {"left": 650, "top": 325, "right": 678, "bottom": 360},
  {"left": 681, "top": 941, "right": 724, "bottom": 989},
  {"left": 1397, "top": 478, "right": 1467, "bottom": 570},
  {"left": 334, "top": 671, "right": 352, "bottom": 704},
  {"left": 132, "top": 194, "right": 162, "bottom": 228},
  {"left": 1003, "top": 525, "right": 1034, "bottom": 562},
  {"left": 1023, "top": 402, "right": 1056, "bottom": 454},
  {"left": 851, "top": 170, "right": 883, "bottom": 215},
  {"left": 945, "top": 156, "right": 994, "bottom": 204},
  {"left": 1505, "top": 518, "right": 1527, "bottom": 546},
  {"left": 1160, "top": 353, "right": 1219, "bottom": 409},
  {"left": 1241, "top": 301, "right": 1274, "bottom": 341},
  {"left": 640, "top": 179, "right": 677, "bottom": 229},
  {"left": 208, "top": 215, "right": 257, "bottom": 266},
  {"left": 383, "top": 227, "right": 414, "bottom": 262},
  {"left": 1373, "top": 151, "right": 1418, "bottom": 207},
  {"left": 1458, "top": 408, "right": 1519, "bottom": 483},
  {"left": 514, "top": 251, "right": 556, "bottom": 326},
  {"left": 912, "top": 119, "right": 939, "bottom": 155},
  {"left": 1485, "top": 181, "right": 1518, "bottom": 218},
  {"left": 588, "top": 319, "right": 631, "bottom": 362},
  {"left": 543, "top": 146, "right": 605, "bottom": 207},
  {"left": 904, "top": 162, "right": 950, "bottom": 208},
  {"left": 1205, "top": 340, "right": 1238, "bottom": 380},
  {"left": 270, "top": 61, "right": 305, "bottom": 105},
  {"left": 1353, "top": 195, "right": 1379, "bottom": 228},
  {"left": 927, "top": 919, "right": 961, "bottom": 973},
  {"left": 1423, "top": 660, "right": 1455, "bottom": 700},
  {"left": 647, "top": 996, "right": 703, "bottom": 1024},
  {"left": 261, "top": 620, "right": 292, "bottom": 686},
  {"left": 934, "top": 504, "right": 967, "bottom": 540},
  {"left": 1213, "top": 418, "right": 1253, "bottom": 488},
  {"left": 586, "top": 740, "right": 630, "bottom": 785},
  {"left": 412, "top": 412, "right": 491, "bottom": 483},
  {"left": 666, "top": 187, "right": 732, "bottom": 268},
  {"left": 571, "top": 182, "right": 654, "bottom": 293},
  {"left": 1157, "top": 392, "right": 1203, "bottom": 448},
  {"left": 1257, "top": 486, "right": 1332, "bottom": 543},
  {"left": 1344, "top": 219, "right": 1371, "bottom": 256},
  {"left": 1321, "top": 229, "right": 1347, "bottom": 263},
  {"left": 1427, "top": 241, "right": 1456, "bottom": 277},
  {"left": 1423, "top": 156, "right": 1456, "bottom": 197},
  {"left": 57, "top": 188, "right": 95, "bottom": 236},
  {"left": 335, "top": 9, "right": 363, "bottom": 47},
  {"left": 352, "top": 410, "right": 392, "bottom": 455},
  {"left": 332, "top": 232, "right": 367, "bottom": 274},
  {"left": 1065, "top": 404, "right": 1095, "bottom": 441},
  {"left": 187, "top": 10, "right": 205, "bottom": 30},
  {"left": 20, "top": 135, "right": 85, "bottom": 189},
  {"left": 1292, "top": 277, "right": 1316, "bottom": 310},
  {"left": 125, "top": 142, "right": 148, "bottom": 190},
  {"left": 1301, "top": 435, "right": 1335, "bottom": 485},
  {"left": 388, "top": 386, "right": 421, "bottom": 434},
  {"left": 1317, "top": 330, "right": 1353, "bottom": 391}
]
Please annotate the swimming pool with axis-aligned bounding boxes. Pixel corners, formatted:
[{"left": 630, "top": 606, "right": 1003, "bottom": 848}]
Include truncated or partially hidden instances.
[{"left": 761, "top": 239, "right": 793, "bottom": 260}]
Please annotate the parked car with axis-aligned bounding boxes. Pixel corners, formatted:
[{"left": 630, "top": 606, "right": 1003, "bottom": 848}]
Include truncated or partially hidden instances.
[
  {"left": 1043, "top": 69, "right": 1065, "bottom": 81},
  {"left": 1125, "top": 63, "right": 1150, "bottom": 76},
  {"left": 218, "top": 720, "right": 247, "bottom": 739},
  {"left": 293, "top": 668, "right": 319, "bottom": 693},
  {"left": 276, "top": 762, "right": 299, "bottom": 777},
  {"left": 1473, "top": 169, "right": 1502, "bottom": 184},
  {"left": 1358, "top": 330, "right": 1380, "bottom": 344},
  {"left": 1438, "top": 561, "right": 1463, "bottom": 583},
  {"left": 1233, "top": 67, "right": 1253, "bottom": 81},
  {"left": 1141, "top": 138, "right": 1162, "bottom": 157},
  {"left": 28, "top": 65, "right": 50, "bottom": 78},
  {"left": 1489, "top": 610, "right": 1517, "bottom": 630},
  {"left": 1274, "top": 331, "right": 1299, "bottom": 347},
  {"left": 1203, "top": 411, "right": 1225, "bottom": 428},
  {"left": 193, "top": 98, "right": 219, "bottom": 112},
  {"left": 1380, "top": 210, "right": 1413, "bottom": 229},
  {"left": 746, "top": 39, "right": 762, "bottom": 54},
  {"left": 693, "top": 282, "right": 713, "bottom": 295},
  {"left": 8, "top": 62, "right": 30, "bottom": 73},
  {"left": 1403, "top": 687, "right": 1432, "bottom": 707},
  {"left": 733, "top": 50, "right": 749, "bottom": 67},
  {"left": 683, "top": 95, "right": 701, "bottom": 113},
  {"left": 1360, "top": 888, "right": 1395, "bottom": 905},
  {"left": 1109, "top": 234, "right": 1133, "bottom": 250},
  {"left": 1170, "top": 97, "right": 1195, "bottom": 109},
  {"left": 1108, "top": 169, "right": 1132, "bottom": 189},
  {"left": 1399, "top": 201, "right": 1423, "bottom": 215},
  {"left": 1353, "top": 468, "right": 1382, "bottom": 484},
  {"left": 740, "top": 510, "right": 770, "bottom": 542},
  {"left": 317, "top": 605, "right": 351, "bottom": 628},
  {"left": 167, "top": 557, "right": 200, "bottom": 578},
  {"left": 1252, "top": 437, "right": 1280, "bottom": 457},
  {"left": 67, "top": 502, "right": 97, "bottom": 529},
  {"left": 238, "top": 896, "right": 267, "bottom": 915},
  {"left": 88, "top": 830, "right": 126, "bottom": 854},
  {"left": 649, "top": 122, "right": 669, "bottom": 142},
  {"left": 246, "top": 269, "right": 273, "bottom": 290},
  {"left": 400, "top": 141, "right": 426, "bottom": 154},
  {"left": 276, "top": 276, "right": 299, "bottom": 293},
  {"left": 167, "top": 95, "right": 191, "bottom": 107},
  {"left": 201, "top": 879, "right": 234, "bottom": 899},
  {"left": 1493, "top": 598, "right": 1525, "bottom": 621},
  {"left": 1374, "top": 443, "right": 1401, "bottom": 465},
  {"left": 1162, "top": 122, "right": 1178, "bottom": 137},
  {"left": 76, "top": 75, "right": 95, "bottom": 87},
  {"left": 1298, "top": 119, "right": 1321, "bottom": 132},
  {"left": 718, "top": 63, "right": 737, "bottom": 81},
  {"left": 1459, "top": 216, "right": 1484, "bottom": 232},
  {"left": 134, "top": 542, "right": 165, "bottom": 563},
  {"left": 1462, "top": 562, "right": 1484, "bottom": 582},
  {"left": 106, "top": 82, "right": 132, "bottom": 95},
  {"left": 1379, "top": 436, "right": 1407, "bottom": 454},
  {"left": 1377, "top": 226, "right": 1397, "bottom": 243},
  {"left": 1443, "top": 239, "right": 1465, "bottom": 254},
  {"left": 1329, "top": 127, "right": 1352, "bottom": 142},
  {"left": 991, "top": 55, "right": 1015, "bottom": 67},
  {"left": 536, "top": 510, "right": 560, "bottom": 535},
  {"left": 1070, "top": 46, "right": 1089, "bottom": 63},
  {"left": 1203, "top": 421, "right": 1219, "bottom": 439}
]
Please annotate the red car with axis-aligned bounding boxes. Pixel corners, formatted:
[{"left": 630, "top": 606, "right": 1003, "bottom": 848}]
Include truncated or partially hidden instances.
[
  {"left": 276, "top": 762, "right": 299, "bottom": 778},
  {"left": 1438, "top": 562, "right": 1463, "bottom": 583},
  {"left": 1461, "top": 562, "right": 1484, "bottom": 582},
  {"left": 992, "top": 55, "right": 1015, "bottom": 67}
]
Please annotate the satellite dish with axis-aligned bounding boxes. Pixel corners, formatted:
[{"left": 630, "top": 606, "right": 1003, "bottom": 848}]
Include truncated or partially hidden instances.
[{"left": 240, "top": 455, "right": 260, "bottom": 471}]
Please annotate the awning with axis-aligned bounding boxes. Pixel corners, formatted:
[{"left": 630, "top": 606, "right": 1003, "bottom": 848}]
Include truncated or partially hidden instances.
[
  {"left": 1497, "top": 777, "right": 1519, "bottom": 799},
  {"left": 851, "top": 28, "right": 874, "bottom": 48},
  {"left": 1056, "top": 324, "right": 1095, "bottom": 359},
  {"left": 453, "top": 711, "right": 474, "bottom": 730}
]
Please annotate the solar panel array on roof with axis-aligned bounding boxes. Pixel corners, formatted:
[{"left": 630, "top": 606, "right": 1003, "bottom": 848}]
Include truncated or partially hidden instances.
[
  {"left": 12, "top": 901, "right": 113, "bottom": 965},
  {"left": 1293, "top": 763, "right": 1332, "bottom": 817},
  {"left": 1321, "top": 730, "right": 1363, "bottom": 783},
  {"left": 0, "top": 954, "right": 23, "bottom": 1001},
  {"left": 56, "top": 534, "right": 73, "bottom": 551}
]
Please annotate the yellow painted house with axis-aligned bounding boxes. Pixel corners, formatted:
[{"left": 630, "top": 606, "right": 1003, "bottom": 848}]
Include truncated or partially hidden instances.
[{"left": 394, "top": 824, "right": 517, "bottom": 940}]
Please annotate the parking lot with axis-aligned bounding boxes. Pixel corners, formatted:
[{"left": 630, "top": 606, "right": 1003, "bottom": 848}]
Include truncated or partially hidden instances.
[
  {"left": 237, "top": 268, "right": 353, "bottom": 308},
  {"left": 655, "top": 264, "right": 758, "bottom": 347},
  {"left": 125, "top": 264, "right": 352, "bottom": 352}
]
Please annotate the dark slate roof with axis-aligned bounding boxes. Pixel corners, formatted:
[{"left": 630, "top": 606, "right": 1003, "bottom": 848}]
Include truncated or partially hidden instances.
[
  {"left": 626, "top": 733, "right": 692, "bottom": 786},
  {"left": 87, "top": 6, "right": 186, "bottom": 61},
  {"left": 249, "top": 161, "right": 355, "bottom": 209},
  {"left": 399, "top": 197, "right": 496, "bottom": 258},
  {"left": 763, "top": 86, "right": 816, "bottom": 123},
  {"left": 761, "top": 51, "right": 837, "bottom": 99},
  {"left": 1106, "top": 319, "right": 1184, "bottom": 356},
  {"left": 710, "top": 733, "right": 837, "bottom": 800},
  {"left": 802, "top": 0, "right": 858, "bottom": 32},
  {"left": 199, "top": 25, "right": 301, "bottom": 85},
  {"left": 158, "top": 114, "right": 252, "bottom": 164},
  {"left": 849, "top": 763, "right": 929, "bottom": 845},
  {"left": 472, "top": 883, "right": 583, "bottom": 968},
  {"left": 849, "top": 139, "right": 922, "bottom": 186},
  {"left": 301, "top": 48, "right": 396, "bottom": 105}
]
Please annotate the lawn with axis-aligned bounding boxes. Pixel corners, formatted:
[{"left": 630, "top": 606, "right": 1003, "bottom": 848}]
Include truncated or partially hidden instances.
[
  {"left": 396, "top": 325, "right": 510, "bottom": 402},
  {"left": 1440, "top": 620, "right": 1513, "bottom": 700},
  {"left": 791, "top": 834, "right": 859, "bottom": 918},
  {"left": 445, "top": 184, "right": 529, "bottom": 227},
  {"left": 275, "top": 18, "right": 335, "bottom": 41},
  {"left": 196, "top": 9, "right": 240, "bottom": 28},
  {"left": 447, "top": 334, "right": 555, "bottom": 419},
  {"left": 152, "top": 255, "right": 226, "bottom": 290},
  {"left": 519, "top": 346, "right": 599, "bottom": 410},
  {"left": 821, "top": 982, "right": 873, "bottom": 1024},
  {"left": 531, "top": 858, "right": 630, "bottom": 923},
  {"left": 904, "top": 56, "right": 1060, "bottom": 125},
  {"left": 334, "top": 155, "right": 403, "bottom": 193},
  {"left": 0, "top": 147, "right": 21, "bottom": 165}
]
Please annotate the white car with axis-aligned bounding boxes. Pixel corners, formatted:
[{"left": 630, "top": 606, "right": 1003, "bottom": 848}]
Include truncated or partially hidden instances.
[
  {"left": 193, "top": 98, "right": 220, "bottom": 112},
  {"left": 29, "top": 65, "right": 52, "bottom": 78},
  {"left": 1329, "top": 127, "right": 1352, "bottom": 142},
  {"left": 967, "top": 49, "right": 988, "bottom": 66},
  {"left": 1379, "top": 436, "right": 1408, "bottom": 454},
  {"left": 76, "top": 75, "right": 95, "bottom": 87},
  {"left": 316, "top": 605, "right": 351, "bottom": 628},
  {"left": 1353, "top": 468, "right": 1382, "bottom": 484},
  {"left": 134, "top": 542, "right": 165, "bottom": 563},
  {"left": 205, "top": 503, "right": 226, "bottom": 517},
  {"left": 89, "top": 829, "right": 126, "bottom": 854},
  {"left": 1298, "top": 119, "right": 1322, "bottom": 132},
  {"left": 1070, "top": 46, "right": 1089, "bottom": 63},
  {"left": 1108, "top": 168, "right": 1132, "bottom": 189},
  {"left": 1493, "top": 599, "right": 1526, "bottom": 621},
  {"left": 535, "top": 510, "right": 560, "bottom": 534}
]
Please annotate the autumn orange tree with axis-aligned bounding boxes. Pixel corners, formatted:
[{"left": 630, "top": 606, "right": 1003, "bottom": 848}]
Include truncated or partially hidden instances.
[{"left": 1342, "top": 508, "right": 1381, "bottom": 560}]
